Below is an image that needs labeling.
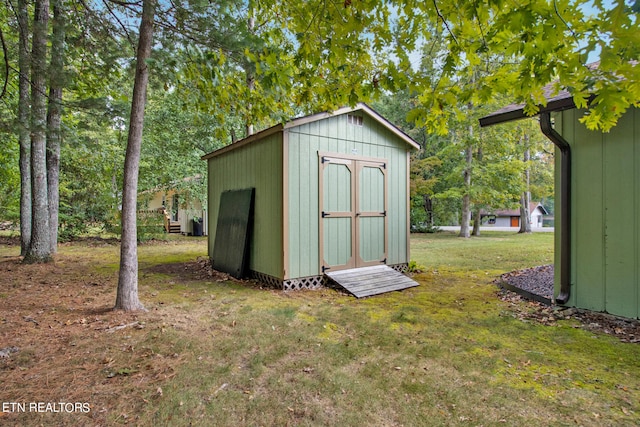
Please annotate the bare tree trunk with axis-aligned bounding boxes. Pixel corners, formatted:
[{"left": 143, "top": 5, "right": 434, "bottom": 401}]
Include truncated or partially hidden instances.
[
  {"left": 246, "top": 75, "right": 254, "bottom": 137},
  {"left": 115, "top": 0, "right": 156, "bottom": 311},
  {"left": 46, "top": 0, "right": 64, "bottom": 253},
  {"left": 519, "top": 193, "right": 530, "bottom": 232},
  {"left": 519, "top": 138, "right": 531, "bottom": 234},
  {"left": 245, "top": 10, "right": 255, "bottom": 137},
  {"left": 423, "top": 194, "right": 433, "bottom": 226},
  {"left": 459, "top": 143, "right": 472, "bottom": 238},
  {"left": 472, "top": 144, "right": 483, "bottom": 237},
  {"left": 472, "top": 207, "right": 481, "bottom": 236},
  {"left": 17, "top": 0, "right": 31, "bottom": 256},
  {"left": 24, "top": 0, "right": 52, "bottom": 264}
]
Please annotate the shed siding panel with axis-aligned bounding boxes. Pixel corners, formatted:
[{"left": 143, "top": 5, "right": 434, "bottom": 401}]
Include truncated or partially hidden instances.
[
  {"left": 285, "top": 130, "right": 320, "bottom": 279},
  {"left": 603, "top": 110, "right": 637, "bottom": 318},
  {"left": 207, "top": 134, "right": 283, "bottom": 279},
  {"left": 284, "top": 134, "right": 302, "bottom": 278},
  {"left": 636, "top": 107, "right": 640, "bottom": 319},
  {"left": 568, "top": 109, "right": 606, "bottom": 312},
  {"left": 387, "top": 144, "right": 405, "bottom": 264},
  {"left": 298, "top": 133, "right": 317, "bottom": 277},
  {"left": 558, "top": 107, "right": 640, "bottom": 318},
  {"left": 287, "top": 113, "right": 410, "bottom": 278}
]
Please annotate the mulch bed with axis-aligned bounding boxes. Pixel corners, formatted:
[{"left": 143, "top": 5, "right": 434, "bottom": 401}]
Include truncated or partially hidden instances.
[
  {"left": 497, "top": 264, "right": 554, "bottom": 304},
  {"left": 496, "top": 264, "right": 640, "bottom": 343}
]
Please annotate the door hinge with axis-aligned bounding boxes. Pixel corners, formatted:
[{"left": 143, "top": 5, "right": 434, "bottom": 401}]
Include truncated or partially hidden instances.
[
  {"left": 322, "top": 211, "right": 331, "bottom": 218},
  {"left": 322, "top": 156, "right": 330, "bottom": 164},
  {"left": 322, "top": 265, "right": 331, "bottom": 273}
]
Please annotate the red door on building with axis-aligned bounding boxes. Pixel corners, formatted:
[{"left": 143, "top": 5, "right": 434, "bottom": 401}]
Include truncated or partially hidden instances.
[{"left": 510, "top": 216, "right": 519, "bottom": 227}]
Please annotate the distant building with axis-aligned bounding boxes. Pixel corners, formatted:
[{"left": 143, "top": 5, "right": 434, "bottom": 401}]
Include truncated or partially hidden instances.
[
  {"left": 482, "top": 202, "right": 550, "bottom": 228},
  {"left": 140, "top": 176, "right": 207, "bottom": 236}
]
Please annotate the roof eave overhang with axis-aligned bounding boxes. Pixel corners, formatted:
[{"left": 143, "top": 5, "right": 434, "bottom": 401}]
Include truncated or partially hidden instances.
[
  {"left": 201, "top": 124, "right": 284, "bottom": 161},
  {"left": 479, "top": 97, "right": 578, "bottom": 127}
]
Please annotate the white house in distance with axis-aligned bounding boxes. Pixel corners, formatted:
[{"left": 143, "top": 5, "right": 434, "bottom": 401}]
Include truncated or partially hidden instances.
[
  {"left": 482, "top": 202, "right": 550, "bottom": 228},
  {"left": 140, "top": 176, "right": 208, "bottom": 236}
]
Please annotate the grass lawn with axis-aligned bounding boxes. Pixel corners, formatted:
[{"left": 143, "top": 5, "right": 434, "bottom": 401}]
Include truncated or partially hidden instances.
[{"left": 1, "top": 232, "right": 639, "bottom": 426}]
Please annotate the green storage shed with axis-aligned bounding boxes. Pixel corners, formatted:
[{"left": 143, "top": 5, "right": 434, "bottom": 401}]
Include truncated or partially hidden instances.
[
  {"left": 481, "top": 91, "right": 640, "bottom": 319},
  {"left": 202, "top": 103, "right": 420, "bottom": 291}
]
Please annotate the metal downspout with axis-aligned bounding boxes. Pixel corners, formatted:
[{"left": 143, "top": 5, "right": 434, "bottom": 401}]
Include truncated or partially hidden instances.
[{"left": 540, "top": 112, "right": 571, "bottom": 304}]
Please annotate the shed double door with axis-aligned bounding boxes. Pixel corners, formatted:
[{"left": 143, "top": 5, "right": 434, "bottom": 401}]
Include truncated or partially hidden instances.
[{"left": 320, "top": 154, "right": 388, "bottom": 273}]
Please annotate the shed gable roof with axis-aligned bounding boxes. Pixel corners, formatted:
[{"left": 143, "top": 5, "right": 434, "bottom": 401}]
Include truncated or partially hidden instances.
[
  {"left": 202, "top": 103, "right": 420, "bottom": 160},
  {"left": 285, "top": 103, "right": 420, "bottom": 149}
]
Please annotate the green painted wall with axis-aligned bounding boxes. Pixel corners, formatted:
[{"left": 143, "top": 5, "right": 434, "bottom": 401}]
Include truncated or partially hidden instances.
[
  {"left": 207, "top": 133, "right": 284, "bottom": 279},
  {"left": 555, "top": 107, "right": 640, "bottom": 318},
  {"left": 286, "top": 111, "right": 411, "bottom": 279}
]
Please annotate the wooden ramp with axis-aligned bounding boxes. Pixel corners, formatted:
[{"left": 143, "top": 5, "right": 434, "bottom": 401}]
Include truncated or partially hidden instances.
[{"left": 325, "top": 265, "right": 419, "bottom": 298}]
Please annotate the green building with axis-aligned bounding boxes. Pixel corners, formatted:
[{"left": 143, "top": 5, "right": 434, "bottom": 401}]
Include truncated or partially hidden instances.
[
  {"left": 202, "top": 104, "right": 420, "bottom": 290},
  {"left": 481, "top": 91, "right": 640, "bottom": 319}
]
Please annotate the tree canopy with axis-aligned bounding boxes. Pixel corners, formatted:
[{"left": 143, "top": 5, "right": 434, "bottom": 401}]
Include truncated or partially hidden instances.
[{"left": 267, "top": 0, "right": 638, "bottom": 133}]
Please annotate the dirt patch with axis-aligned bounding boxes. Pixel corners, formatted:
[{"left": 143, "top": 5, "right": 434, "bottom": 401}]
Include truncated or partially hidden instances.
[
  {"left": 0, "top": 241, "right": 271, "bottom": 425},
  {"left": 0, "top": 235, "right": 20, "bottom": 246},
  {"left": 0, "top": 250, "right": 182, "bottom": 426},
  {"left": 144, "top": 256, "right": 232, "bottom": 282}
]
